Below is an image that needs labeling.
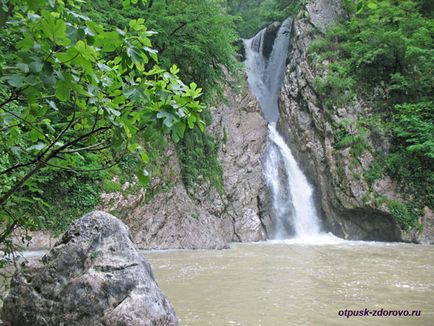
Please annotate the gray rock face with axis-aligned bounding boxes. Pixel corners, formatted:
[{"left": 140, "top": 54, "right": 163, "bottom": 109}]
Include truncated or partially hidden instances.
[
  {"left": 277, "top": 0, "right": 408, "bottom": 241},
  {"left": 209, "top": 85, "right": 268, "bottom": 243},
  {"left": 1, "top": 211, "right": 178, "bottom": 326},
  {"left": 98, "top": 80, "right": 268, "bottom": 249},
  {"left": 127, "top": 164, "right": 229, "bottom": 250},
  {"left": 306, "top": 0, "right": 344, "bottom": 32}
]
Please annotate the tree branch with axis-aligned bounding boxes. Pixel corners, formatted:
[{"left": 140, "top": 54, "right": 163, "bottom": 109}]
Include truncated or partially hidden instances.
[
  {"left": 0, "top": 123, "right": 20, "bottom": 133},
  {"left": 0, "top": 92, "right": 19, "bottom": 109},
  {"left": 0, "top": 126, "right": 111, "bottom": 206},
  {"left": 0, "top": 107, "right": 45, "bottom": 137},
  {"left": 60, "top": 142, "right": 111, "bottom": 154},
  {"left": 0, "top": 160, "right": 38, "bottom": 176}
]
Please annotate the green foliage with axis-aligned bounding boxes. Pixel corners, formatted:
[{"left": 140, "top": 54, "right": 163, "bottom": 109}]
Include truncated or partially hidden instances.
[
  {"left": 39, "top": 173, "right": 102, "bottom": 234},
  {"left": 84, "top": 0, "right": 238, "bottom": 102},
  {"left": 388, "top": 199, "right": 421, "bottom": 230},
  {"left": 364, "top": 158, "right": 385, "bottom": 184},
  {"left": 332, "top": 120, "right": 369, "bottom": 158},
  {"left": 312, "top": 64, "right": 355, "bottom": 108},
  {"left": 176, "top": 126, "right": 224, "bottom": 194},
  {"left": 310, "top": 0, "right": 433, "bottom": 227},
  {"left": 102, "top": 179, "right": 122, "bottom": 193},
  {"left": 391, "top": 101, "right": 434, "bottom": 159},
  {"left": 228, "top": 0, "right": 305, "bottom": 38},
  {"left": 146, "top": 0, "right": 238, "bottom": 102},
  {"left": 0, "top": 0, "right": 206, "bottom": 246},
  {"left": 312, "top": 0, "right": 433, "bottom": 106}
]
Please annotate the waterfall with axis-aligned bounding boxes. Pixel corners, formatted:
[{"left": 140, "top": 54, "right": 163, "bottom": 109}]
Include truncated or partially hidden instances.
[{"left": 244, "top": 17, "right": 322, "bottom": 240}]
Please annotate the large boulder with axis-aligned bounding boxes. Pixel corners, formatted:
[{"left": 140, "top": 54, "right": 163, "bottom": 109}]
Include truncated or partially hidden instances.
[{"left": 1, "top": 211, "right": 178, "bottom": 326}]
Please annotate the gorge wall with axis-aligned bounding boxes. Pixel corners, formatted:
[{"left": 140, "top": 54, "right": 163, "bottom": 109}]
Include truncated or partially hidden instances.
[
  {"left": 98, "top": 85, "right": 268, "bottom": 249},
  {"left": 277, "top": 0, "right": 433, "bottom": 242}
]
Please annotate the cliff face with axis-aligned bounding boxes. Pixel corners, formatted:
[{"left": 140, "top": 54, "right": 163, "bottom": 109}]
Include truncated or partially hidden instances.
[
  {"left": 99, "top": 84, "right": 268, "bottom": 249},
  {"left": 277, "top": 0, "right": 433, "bottom": 242}
]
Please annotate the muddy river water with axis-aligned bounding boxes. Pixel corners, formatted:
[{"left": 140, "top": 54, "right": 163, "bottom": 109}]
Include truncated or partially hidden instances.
[{"left": 144, "top": 240, "right": 434, "bottom": 326}]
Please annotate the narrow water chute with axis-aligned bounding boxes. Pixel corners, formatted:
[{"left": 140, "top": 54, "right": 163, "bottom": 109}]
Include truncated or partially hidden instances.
[{"left": 244, "top": 17, "right": 323, "bottom": 240}]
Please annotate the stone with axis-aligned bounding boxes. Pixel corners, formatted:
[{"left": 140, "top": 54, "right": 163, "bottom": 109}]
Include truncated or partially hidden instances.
[
  {"left": 130, "top": 182, "right": 228, "bottom": 250},
  {"left": 209, "top": 87, "right": 269, "bottom": 243},
  {"left": 306, "top": 0, "right": 344, "bottom": 33},
  {"left": 1, "top": 211, "right": 178, "bottom": 326},
  {"left": 420, "top": 207, "right": 434, "bottom": 244}
]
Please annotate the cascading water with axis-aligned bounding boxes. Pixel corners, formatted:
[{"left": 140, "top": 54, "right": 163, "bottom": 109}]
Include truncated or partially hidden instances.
[{"left": 244, "top": 17, "right": 323, "bottom": 240}]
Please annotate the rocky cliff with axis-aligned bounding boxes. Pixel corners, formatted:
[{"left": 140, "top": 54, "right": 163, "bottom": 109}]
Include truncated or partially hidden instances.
[
  {"left": 277, "top": 0, "right": 433, "bottom": 242},
  {"left": 99, "top": 85, "right": 268, "bottom": 249}
]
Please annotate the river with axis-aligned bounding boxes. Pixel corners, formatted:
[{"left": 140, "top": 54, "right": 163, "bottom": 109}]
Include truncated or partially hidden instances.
[{"left": 144, "top": 241, "right": 434, "bottom": 326}]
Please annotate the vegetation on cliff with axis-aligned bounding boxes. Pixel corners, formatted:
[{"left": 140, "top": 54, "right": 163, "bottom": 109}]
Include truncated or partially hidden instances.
[
  {"left": 309, "top": 0, "right": 433, "bottom": 229},
  {"left": 0, "top": 0, "right": 209, "bottom": 253}
]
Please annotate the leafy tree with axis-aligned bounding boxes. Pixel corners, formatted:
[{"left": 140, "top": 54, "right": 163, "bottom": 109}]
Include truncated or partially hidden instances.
[
  {"left": 83, "top": 0, "right": 238, "bottom": 102},
  {"left": 0, "top": 0, "right": 205, "bottom": 252}
]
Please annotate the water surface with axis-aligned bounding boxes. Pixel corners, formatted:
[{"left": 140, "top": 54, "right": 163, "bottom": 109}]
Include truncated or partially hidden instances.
[{"left": 145, "top": 241, "right": 434, "bottom": 326}]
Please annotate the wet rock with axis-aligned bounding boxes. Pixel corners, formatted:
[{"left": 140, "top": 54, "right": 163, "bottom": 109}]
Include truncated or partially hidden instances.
[
  {"left": 1, "top": 211, "right": 178, "bottom": 326},
  {"left": 129, "top": 181, "right": 228, "bottom": 250},
  {"left": 420, "top": 207, "right": 434, "bottom": 244},
  {"left": 262, "top": 22, "right": 282, "bottom": 59}
]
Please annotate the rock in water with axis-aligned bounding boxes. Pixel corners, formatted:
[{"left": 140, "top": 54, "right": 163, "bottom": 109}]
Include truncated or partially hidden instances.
[{"left": 1, "top": 211, "right": 178, "bottom": 326}]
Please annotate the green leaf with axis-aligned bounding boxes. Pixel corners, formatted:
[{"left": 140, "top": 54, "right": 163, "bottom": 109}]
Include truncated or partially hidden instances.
[
  {"left": 137, "top": 168, "right": 149, "bottom": 186},
  {"left": 157, "top": 110, "right": 175, "bottom": 128},
  {"left": 170, "top": 65, "right": 180, "bottom": 75},
  {"left": 17, "top": 63, "right": 29, "bottom": 73},
  {"left": 27, "top": 143, "right": 46, "bottom": 151},
  {"left": 2, "top": 75, "right": 27, "bottom": 88},
  {"left": 29, "top": 61, "right": 44, "bottom": 73},
  {"left": 55, "top": 80, "right": 71, "bottom": 101},
  {"left": 187, "top": 115, "right": 196, "bottom": 129},
  {"left": 367, "top": 1, "right": 377, "bottom": 10},
  {"left": 129, "top": 18, "right": 146, "bottom": 31},
  {"left": 56, "top": 47, "right": 79, "bottom": 63},
  {"left": 41, "top": 11, "right": 70, "bottom": 46}
]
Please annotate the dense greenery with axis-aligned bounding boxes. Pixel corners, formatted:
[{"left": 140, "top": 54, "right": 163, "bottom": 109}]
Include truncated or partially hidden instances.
[
  {"left": 228, "top": 0, "right": 305, "bottom": 38},
  {"left": 310, "top": 0, "right": 433, "bottom": 228},
  {"left": 0, "top": 0, "right": 206, "bottom": 252},
  {"left": 0, "top": 0, "right": 259, "bottom": 250},
  {"left": 84, "top": 0, "right": 238, "bottom": 102},
  {"left": 176, "top": 126, "right": 224, "bottom": 195},
  {"left": 83, "top": 0, "right": 239, "bottom": 193}
]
